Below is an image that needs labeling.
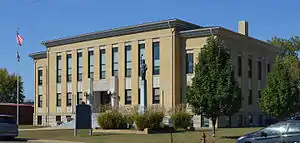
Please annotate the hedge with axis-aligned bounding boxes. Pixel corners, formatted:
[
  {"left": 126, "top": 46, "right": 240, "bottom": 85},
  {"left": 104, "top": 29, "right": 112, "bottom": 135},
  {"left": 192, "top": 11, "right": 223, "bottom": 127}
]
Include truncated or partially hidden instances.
[
  {"left": 97, "top": 111, "right": 127, "bottom": 129},
  {"left": 171, "top": 111, "right": 192, "bottom": 129}
]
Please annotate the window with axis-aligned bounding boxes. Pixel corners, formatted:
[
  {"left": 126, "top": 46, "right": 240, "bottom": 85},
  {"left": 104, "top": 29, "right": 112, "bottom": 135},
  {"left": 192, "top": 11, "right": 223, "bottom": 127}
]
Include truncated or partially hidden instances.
[
  {"left": 138, "top": 42, "right": 145, "bottom": 76},
  {"left": 112, "top": 47, "right": 118, "bottom": 76},
  {"left": 248, "top": 58, "right": 252, "bottom": 78},
  {"left": 152, "top": 88, "right": 160, "bottom": 104},
  {"left": 258, "top": 61, "right": 262, "bottom": 80},
  {"left": 125, "top": 89, "right": 132, "bottom": 105},
  {"left": 287, "top": 123, "right": 300, "bottom": 133},
  {"left": 238, "top": 88, "right": 242, "bottom": 104},
  {"left": 138, "top": 88, "right": 140, "bottom": 104},
  {"left": 100, "top": 49, "right": 106, "bottom": 79},
  {"left": 248, "top": 90, "right": 252, "bottom": 105},
  {"left": 186, "top": 53, "right": 194, "bottom": 74},
  {"left": 37, "top": 116, "right": 42, "bottom": 125},
  {"left": 152, "top": 41, "right": 160, "bottom": 75},
  {"left": 67, "top": 54, "right": 72, "bottom": 82},
  {"left": 267, "top": 63, "right": 270, "bottom": 73},
  {"left": 38, "top": 69, "right": 43, "bottom": 85},
  {"left": 261, "top": 123, "right": 287, "bottom": 135},
  {"left": 38, "top": 95, "right": 42, "bottom": 107},
  {"left": 88, "top": 50, "right": 94, "bottom": 79},
  {"left": 57, "top": 55, "right": 62, "bottom": 83},
  {"left": 77, "top": 52, "right": 82, "bottom": 81},
  {"left": 56, "top": 93, "right": 61, "bottom": 107},
  {"left": 77, "top": 92, "right": 82, "bottom": 105},
  {"left": 56, "top": 116, "right": 61, "bottom": 122},
  {"left": 125, "top": 44, "right": 132, "bottom": 77},
  {"left": 258, "top": 90, "right": 262, "bottom": 98},
  {"left": 67, "top": 92, "right": 72, "bottom": 106},
  {"left": 259, "top": 115, "right": 263, "bottom": 126},
  {"left": 238, "top": 56, "right": 242, "bottom": 77},
  {"left": 238, "top": 115, "right": 243, "bottom": 126}
]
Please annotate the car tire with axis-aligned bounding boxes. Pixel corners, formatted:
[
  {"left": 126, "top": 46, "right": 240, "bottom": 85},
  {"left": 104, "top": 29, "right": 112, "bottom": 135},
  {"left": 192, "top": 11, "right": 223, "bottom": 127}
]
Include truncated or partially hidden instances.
[{"left": 5, "top": 137, "right": 15, "bottom": 141}]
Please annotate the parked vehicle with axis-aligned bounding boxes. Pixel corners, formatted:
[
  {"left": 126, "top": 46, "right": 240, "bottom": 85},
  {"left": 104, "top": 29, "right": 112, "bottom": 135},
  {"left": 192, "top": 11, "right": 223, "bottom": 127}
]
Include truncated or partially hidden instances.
[
  {"left": 0, "top": 114, "right": 18, "bottom": 140},
  {"left": 237, "top": 120, "right": 300, "bottom": 143}
]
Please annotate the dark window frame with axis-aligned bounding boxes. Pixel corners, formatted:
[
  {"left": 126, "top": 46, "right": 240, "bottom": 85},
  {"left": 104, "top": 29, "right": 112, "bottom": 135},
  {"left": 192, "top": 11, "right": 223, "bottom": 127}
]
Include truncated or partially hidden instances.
[
  {"left": 238, "top": 56, "right": 242, "bottom": 77},
  {"left": 67, "top": 54, "right": 72, "bottom": 82},
  {"left": 100, "top": 49, "right": 106, "bottom": 79},
  {"left": 186, "top": 53, "right": 194, "bottom": 74},
  {"left": 38, "top": 94, "right": 42, "bottom": 107},
  {"left": 125, "top": 89, "right": 132, "bottom": 105},
  {"left": 112, "top": 47, "right": 118, "bottom": 76},
  {"left": 56, "top": 93, "right": 62, "bottom": 107},
  {"left": 248, "top": 89, "right": 252, "bottom": 105},
  {"left": 88, "top": 50, "right": 94, "bottom": 79},
  {"left": 77, "top": 52, "right": 83, "bottom": 81},
  {"left": 38, "top": 69, "right": 43, "bottom": 85},
  {"left": 56, "top": 55, "right": 62, "bottom": 83},
  {"left": 77, "top": 92, "right": 82, "bottom": 105},
  {"left": 67, "top": 92, "right": 72, "bottom": 106},
  {"left": 125, "top": 45, "right": 132, "bottom": 77},
  {"left": 152, "top": 88, "right": 160, "bottom": 104},
  {"left": 258, "top": 61, "right": 262, "bottom": 80},
  {"left": 248, "top": 58, "right": 252, "bottom": 78},
  {"left": 152, "top": 42, "right": 160, "bottom": 75}
]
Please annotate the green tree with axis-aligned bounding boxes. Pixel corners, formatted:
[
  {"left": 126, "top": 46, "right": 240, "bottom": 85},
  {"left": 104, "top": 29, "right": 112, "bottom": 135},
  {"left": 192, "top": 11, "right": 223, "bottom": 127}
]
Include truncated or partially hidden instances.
[
  {"left": 260, "top": 36, "right": 300, "bottom": 119},
  {"left": 267, "top": 36, "right": 300, "bottom": 58},
  {"left": 0, "top": 68, "right": 24, "bottom": 103},
  {"left": 186, "top": 36, "right": 241, "bottom": 137}
]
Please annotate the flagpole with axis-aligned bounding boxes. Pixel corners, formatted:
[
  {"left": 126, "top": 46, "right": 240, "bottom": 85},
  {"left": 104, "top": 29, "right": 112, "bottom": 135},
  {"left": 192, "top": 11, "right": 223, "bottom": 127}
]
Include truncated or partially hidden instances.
[{"left": 16, "top": 28, "right": 20, "bottom": 125}]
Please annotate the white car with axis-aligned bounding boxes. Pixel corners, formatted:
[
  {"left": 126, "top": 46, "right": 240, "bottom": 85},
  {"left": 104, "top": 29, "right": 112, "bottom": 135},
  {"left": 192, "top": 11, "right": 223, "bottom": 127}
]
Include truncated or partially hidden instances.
[{"left": 0, "top": 114, "right": 18, "bottom": 140}]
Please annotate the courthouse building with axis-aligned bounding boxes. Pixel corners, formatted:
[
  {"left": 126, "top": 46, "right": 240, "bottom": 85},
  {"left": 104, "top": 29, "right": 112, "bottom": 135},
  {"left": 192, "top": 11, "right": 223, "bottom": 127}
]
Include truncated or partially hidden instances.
[{"left": 29, "top": 19, "right": 277, "bottom": 127}]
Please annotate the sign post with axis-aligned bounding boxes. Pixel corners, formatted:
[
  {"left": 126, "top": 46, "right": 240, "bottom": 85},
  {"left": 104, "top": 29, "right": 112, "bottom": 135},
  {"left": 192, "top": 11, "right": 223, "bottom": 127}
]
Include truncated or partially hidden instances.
[{"left": 74, "top": 104, "right": 92, "bottom": 136}]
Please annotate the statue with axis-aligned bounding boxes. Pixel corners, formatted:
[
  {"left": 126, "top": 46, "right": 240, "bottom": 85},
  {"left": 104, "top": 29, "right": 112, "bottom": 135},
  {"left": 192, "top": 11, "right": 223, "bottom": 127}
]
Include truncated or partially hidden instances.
[{"left": 140, "top": 55, "right": 147, "bottom": 80}]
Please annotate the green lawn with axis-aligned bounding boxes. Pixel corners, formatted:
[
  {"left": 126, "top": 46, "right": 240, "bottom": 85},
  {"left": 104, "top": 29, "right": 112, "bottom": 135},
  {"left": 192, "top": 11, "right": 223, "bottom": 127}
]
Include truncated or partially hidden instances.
[{"left": 18, "top": 128, "right": 262, "bottom": 143}]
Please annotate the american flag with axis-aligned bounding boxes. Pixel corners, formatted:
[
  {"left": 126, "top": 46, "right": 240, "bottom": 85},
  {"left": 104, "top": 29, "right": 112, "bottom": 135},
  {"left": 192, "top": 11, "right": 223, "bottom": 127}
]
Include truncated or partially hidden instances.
[{"left": 16, "top": 33, "right": 24, "bottom": 46}]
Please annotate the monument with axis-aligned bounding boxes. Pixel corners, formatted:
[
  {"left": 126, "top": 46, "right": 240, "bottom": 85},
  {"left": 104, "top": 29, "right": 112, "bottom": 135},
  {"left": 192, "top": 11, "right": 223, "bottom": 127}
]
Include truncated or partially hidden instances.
[{"left": 139, "top": 55, "right": 147, "bottom": 114}]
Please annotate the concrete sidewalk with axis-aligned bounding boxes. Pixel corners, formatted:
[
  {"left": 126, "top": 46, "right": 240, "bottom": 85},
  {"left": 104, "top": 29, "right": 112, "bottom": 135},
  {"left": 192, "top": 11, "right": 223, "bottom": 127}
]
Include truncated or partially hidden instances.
[
  {"left": 27, "top": 140, "right": 85, "bottom": 143},
  {"left": 19, "top": 127, "right": 73, "bottom": 131}
]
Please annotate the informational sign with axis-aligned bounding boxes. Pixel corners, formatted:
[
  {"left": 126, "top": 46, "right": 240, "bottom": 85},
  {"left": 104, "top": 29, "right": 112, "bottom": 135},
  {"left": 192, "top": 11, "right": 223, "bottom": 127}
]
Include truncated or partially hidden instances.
[{"left": 74, "top": 104, "right": 92, "bottom": 136}]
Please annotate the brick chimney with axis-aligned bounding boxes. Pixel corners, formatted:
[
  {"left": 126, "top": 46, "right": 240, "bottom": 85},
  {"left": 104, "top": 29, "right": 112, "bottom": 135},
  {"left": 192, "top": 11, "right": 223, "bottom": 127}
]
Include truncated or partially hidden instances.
[{"left": 238, "top": 21, "right": 248, "bottom": 36}]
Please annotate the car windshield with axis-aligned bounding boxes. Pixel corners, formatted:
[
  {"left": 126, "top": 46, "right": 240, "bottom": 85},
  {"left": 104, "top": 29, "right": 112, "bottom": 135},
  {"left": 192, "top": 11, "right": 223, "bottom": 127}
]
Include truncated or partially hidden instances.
[{"left": 0, "top": 116, "right": 16, "bottom": 124}]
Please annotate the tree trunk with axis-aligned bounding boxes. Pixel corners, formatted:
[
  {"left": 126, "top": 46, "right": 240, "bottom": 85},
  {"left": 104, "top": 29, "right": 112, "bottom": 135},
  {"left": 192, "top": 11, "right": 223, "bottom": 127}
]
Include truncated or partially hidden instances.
[{"left": 212, "top": 117, "right": 216, "bottom": 138}]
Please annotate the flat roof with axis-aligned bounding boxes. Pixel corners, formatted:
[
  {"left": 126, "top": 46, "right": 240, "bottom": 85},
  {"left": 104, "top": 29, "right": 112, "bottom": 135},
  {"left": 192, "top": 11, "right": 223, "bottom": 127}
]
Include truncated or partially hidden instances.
[
  {"left": 29, "top": 51, "right": 47, "bottom": 60},
  {"left": 42, "top": 18, "right": 202, "bottom": 47}
]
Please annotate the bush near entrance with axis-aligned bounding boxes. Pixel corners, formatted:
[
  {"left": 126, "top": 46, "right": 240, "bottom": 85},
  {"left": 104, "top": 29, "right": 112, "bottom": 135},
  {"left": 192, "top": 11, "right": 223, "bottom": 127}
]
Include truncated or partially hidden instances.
[
  {"left": 97, "top": 111, "right": 127, "bottom": 129},
  {"left": 171, "top": 111, "right": 192, "bottom": 129}
]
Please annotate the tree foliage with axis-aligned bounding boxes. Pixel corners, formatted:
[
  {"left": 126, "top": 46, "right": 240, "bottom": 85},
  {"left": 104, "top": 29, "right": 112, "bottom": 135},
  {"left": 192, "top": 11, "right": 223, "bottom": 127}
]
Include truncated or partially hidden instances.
[
  {"left": 260, "top": 36, "right": 300, "bottom": 118},
  {"left": 0, "top": 68, "right": 24, "bottom": 103},
  {"left": 260, "top": 56, "right": 299, "bottom": 118},
  {"left": 186, "top": 36, "right": 241, "bottom": 137},
  {"left": 267, "top": 36, "right": 300, "bottom": 58}
]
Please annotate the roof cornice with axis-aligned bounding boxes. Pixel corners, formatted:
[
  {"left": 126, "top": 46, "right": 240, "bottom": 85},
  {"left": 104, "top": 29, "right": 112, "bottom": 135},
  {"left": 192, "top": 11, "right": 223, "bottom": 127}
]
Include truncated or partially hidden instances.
[
  {"left": 42, "top": 19, "right": 201, "bottom": 47},
  {"left": 29, "top": 51, "right": 47, "bottom": 60}
]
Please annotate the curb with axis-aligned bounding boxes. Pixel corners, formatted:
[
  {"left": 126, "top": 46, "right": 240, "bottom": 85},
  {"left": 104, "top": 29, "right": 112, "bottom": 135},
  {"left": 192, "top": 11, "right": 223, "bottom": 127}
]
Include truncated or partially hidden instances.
[{"left": 27, "top": 140, "right": 85, "bottom": 143}]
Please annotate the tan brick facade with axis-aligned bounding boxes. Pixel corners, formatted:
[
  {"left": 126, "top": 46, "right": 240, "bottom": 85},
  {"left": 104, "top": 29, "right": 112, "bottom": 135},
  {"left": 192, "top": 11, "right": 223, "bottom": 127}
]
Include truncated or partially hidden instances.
[{"left": 30, "top": 19, "right": 277, "bottom": 127}]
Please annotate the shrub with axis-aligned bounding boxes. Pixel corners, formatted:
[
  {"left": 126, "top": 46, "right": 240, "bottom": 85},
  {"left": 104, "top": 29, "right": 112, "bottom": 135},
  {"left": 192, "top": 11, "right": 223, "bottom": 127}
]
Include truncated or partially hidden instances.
[
  {"left": 171, "top": 111, "right": 192, "bottom": 129},
  {"left": 134, "top": 114, "right": 149, "bottom": 131},
  {"left": 134, "top": 110, "right": 164, "bottom": 130},
  {"left": 148, "top": 111, "right": 164, "bottom": 129},
  {"left": 97, "top": 111, "right": 127, "bottom": 129},
  {"left": 124, "top": 114, "right": 134, "bottom": 126}
]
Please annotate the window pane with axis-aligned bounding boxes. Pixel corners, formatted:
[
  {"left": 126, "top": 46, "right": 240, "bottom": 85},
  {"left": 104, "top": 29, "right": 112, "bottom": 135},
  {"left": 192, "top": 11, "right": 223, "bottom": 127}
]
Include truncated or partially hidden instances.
[
  {"left": 113, "top": 63, "right": 118, "bottom": 69},
  {"left": 263, "top": 123, "right": 287, "bottom": 135},
  {"left": 238, "top": 56, "right": 242, "bottom": 76},
  {"left": 186, "top": 53, "right": 194, "bottom": 73},
  {"left": 125, "top": 89, "right": 132, "bottom": 104},
  {"left": 288, "top": 123, "right": 300, "bottom": 133},
  {"left": 153, "top": 88, "right": 160, "bottom": 104},
  {"left": 101, "top": 65, "right": 106, "bottom": 71},
  {"left": 78, "top": 68, "right": 82, "bottom": 73}
]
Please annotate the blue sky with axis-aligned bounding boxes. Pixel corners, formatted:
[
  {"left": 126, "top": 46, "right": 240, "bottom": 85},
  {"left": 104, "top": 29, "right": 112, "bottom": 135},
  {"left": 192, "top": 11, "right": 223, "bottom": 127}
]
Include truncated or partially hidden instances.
[{"left": 0, "top": 0, "right": 299, "bottom": 100}]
